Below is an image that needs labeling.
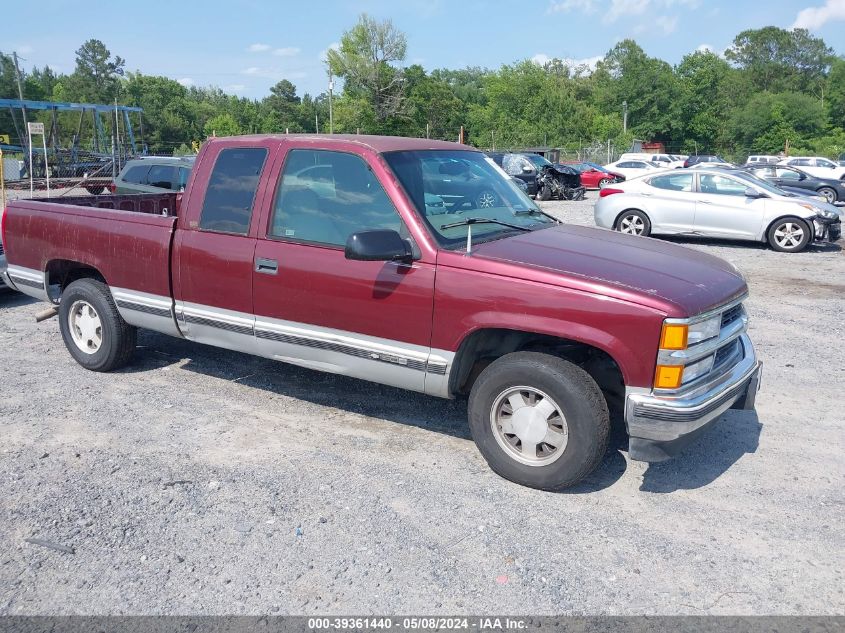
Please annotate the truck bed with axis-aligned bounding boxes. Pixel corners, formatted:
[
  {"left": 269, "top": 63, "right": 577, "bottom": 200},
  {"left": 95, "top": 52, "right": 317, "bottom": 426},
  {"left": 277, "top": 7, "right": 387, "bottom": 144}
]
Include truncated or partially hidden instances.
[{"left": 3, "top": 193, "right": 178, "bottom": 301}]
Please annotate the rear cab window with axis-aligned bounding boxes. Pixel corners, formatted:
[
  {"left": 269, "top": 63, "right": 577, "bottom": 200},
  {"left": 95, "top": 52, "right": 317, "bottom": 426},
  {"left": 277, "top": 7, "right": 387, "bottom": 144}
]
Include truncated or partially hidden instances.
[
  {"left": 199, "top": 148, "right": 268, "bottom": 234},
  {"left": 121, "top": 164, "right": 150, "bottom": 184}
]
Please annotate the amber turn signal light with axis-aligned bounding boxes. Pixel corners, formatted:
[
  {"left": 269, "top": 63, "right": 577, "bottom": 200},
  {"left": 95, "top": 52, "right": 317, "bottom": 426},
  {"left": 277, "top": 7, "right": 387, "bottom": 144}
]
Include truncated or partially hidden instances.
[
  {"left": 654, "top": 365, "right": 684, "bottom": 389},
  {"left": 660, "top": 323, "right": 688, "bottom": 350}
]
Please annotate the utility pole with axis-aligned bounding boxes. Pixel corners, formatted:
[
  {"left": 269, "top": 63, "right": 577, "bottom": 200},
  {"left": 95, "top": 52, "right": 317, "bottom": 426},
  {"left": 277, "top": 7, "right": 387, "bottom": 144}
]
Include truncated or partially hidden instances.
[
  {"left": 12, "top": 52, "right": 29, "bottom": 155},
  {"left": 622, "top": 100, "right": 628, "bottom": 134},
  {"left": 328, "top": 70, "right": 334, "bottom": 134}
]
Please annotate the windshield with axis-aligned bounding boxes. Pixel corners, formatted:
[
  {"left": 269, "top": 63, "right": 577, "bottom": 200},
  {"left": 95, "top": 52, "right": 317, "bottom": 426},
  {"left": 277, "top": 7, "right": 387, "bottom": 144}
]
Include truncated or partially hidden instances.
[
  {"left": 383, "top": 150, "right": 557, "bottom": 249},
  {"left": 730, "top": 170, "right": 791, "bottom": 197},
  {"left": 584, "top": 162, "right": 610, "bottom": 173},
  {"left": 525, "top": 154, "right": 552, "bottom": 169}
]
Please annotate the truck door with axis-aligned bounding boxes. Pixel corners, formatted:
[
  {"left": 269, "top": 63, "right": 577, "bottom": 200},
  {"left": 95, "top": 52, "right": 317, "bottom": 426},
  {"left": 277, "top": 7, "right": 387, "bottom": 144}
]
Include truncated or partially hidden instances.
[
  {"left": 251, "top": 147, "right": 438, "bottom": 394},
  {"left": 173, "top": 142, "right": 275, "bottom": 353}
]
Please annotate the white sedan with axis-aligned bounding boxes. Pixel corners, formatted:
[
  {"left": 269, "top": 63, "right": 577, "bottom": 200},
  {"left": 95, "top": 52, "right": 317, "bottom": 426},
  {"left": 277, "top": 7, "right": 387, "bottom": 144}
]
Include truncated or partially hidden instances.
[
  {"left": 603, "top": 159, "right": 664, "bottom": 180},
  {"left": 778, "top": 156, "right": 845, "bottom": 180},
  {"left": 593, "top": 168, "right": 841, "bottom": 253}
]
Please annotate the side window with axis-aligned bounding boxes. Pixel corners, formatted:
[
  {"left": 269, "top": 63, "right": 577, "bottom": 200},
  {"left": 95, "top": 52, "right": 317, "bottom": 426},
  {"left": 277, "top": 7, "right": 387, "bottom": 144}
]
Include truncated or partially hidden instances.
[
  {"left": 699, "top": 175, "right": 748, "bottom": 196},
  {"left": 146, "top": 164, "right": 178, "bottom": 190},
  {"left": 617, "top": 161, "right": 635, "bottom": 168},
  {"left": 177, "top": 167, "right": 190, "bottom": 190},
  {"left": 199, "top": 148, "right": 268, "bottom": 234},
  {"left": 816, "top": 159, "right": 835, "bottom": 168},
  {"left": 794, "top": 158, "right": 811, "bottom": 167},
  {"left": 122, "top": 165, "right": 150, "bottom": 184},
  {"left": 649, "top": 173, "right": 693, "bottom": 192},
  {"left": 775, "top": 167, "right": 800, "bottom": 181},
  {"left": 752, "top": 167, "right": 776, "bottom": 179},
  {"left": 269, "top": 149, "right": 402, "bottom": 247}
]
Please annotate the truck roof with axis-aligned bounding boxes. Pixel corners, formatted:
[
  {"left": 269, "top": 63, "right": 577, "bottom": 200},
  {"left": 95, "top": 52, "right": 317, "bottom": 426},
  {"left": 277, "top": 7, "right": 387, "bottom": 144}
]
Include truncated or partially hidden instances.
[{"left": 216, "top": 134, "right": 471, "bottom": 153}]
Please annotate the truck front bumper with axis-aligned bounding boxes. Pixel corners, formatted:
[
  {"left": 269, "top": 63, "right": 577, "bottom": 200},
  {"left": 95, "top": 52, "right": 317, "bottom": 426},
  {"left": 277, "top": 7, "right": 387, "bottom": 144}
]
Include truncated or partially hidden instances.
[
  {"left": 625, "top": 334, "right": 761, "bottom": 462},
  {"left": 0, "top": 252, "right": 12, "bottom": 290}
]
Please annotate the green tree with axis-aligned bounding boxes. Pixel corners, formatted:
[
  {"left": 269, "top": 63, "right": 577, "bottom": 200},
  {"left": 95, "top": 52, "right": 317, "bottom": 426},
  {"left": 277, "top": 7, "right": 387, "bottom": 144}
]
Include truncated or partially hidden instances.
[
  {"left": 65, "top": 39, "right": 125, "bottom": 103},
  {"left": 676, "top": 51, "right": 735, "bottom": 153},
  {"left": 203, "top": 112, "right": 241, "bottom": 137},
  {"left": 725, "top": 27, "right": 834, "bottom": 93},
  {"left": 326, "top": 14, "right": 408, "bottom": 128}
]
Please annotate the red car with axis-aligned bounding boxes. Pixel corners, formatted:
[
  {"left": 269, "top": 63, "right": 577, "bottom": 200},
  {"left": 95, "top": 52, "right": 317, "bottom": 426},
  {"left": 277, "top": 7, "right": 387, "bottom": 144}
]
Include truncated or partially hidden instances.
[
  {"left": 560, "top": 161, "right": 625, "bottom": 189},
  {"left": 1, "top": 134, "right": 760, "bottom": 490}
]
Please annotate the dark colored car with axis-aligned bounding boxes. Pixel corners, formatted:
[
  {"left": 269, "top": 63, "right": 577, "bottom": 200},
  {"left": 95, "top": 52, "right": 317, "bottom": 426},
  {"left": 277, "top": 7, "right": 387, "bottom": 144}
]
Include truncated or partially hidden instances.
[
  {"left": 684, "top": 155, "right": 726, "bottom": 168},
  {"left": 112, "top": 156, "right": 195, "bottom": 194},
  {"left": 487, "top": 152, "right": 541, "bottom": 196},
  {"left": 743, "top": 164, "right": 845, "bottom": 204},
  {"left": 559, "top": 161, "right": 625, "bottom": 189}
]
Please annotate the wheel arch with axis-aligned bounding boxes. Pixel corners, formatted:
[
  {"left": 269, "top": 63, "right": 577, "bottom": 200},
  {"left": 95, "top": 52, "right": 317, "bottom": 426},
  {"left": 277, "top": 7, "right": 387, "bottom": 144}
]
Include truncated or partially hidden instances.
[
  {"left": 613, "top": 207, "right": 650, "bottom": 230},
  {"left": 448, "top": 327, "right": 627, "bottom": 404},
  {"left": 44, "top": 259, "right": 108, "bottom": 302},
  {"left": 764, "top": 214, "right": 814, "bottom": 243}
]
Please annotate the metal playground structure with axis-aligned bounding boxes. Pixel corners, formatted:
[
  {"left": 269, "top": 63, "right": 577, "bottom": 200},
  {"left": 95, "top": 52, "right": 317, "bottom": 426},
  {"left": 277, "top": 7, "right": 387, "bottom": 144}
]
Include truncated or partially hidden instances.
[{"left": 0, "top": 98, "right": 145, "bottom": 193}]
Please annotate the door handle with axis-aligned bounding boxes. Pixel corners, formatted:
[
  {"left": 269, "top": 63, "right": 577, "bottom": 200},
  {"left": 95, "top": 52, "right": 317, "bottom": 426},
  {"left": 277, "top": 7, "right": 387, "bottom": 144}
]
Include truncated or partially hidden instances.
[{"left": 255, "top": 258, "right": 278, "bottom": 274}]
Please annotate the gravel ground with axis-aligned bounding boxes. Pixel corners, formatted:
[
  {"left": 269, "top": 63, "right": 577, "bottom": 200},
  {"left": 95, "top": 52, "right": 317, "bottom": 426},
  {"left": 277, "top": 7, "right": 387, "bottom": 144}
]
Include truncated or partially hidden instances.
[{"left": 0, "top": 189, "right": 843, "bottom": 615}]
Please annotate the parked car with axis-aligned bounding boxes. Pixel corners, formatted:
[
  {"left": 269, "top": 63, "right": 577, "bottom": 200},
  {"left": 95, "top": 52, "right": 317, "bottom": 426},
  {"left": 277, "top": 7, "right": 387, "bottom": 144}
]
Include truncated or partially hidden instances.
[
  {"left": 487, "top": 152, "right": 541, "bottom": 196},
  {"left": 743, "top": 164, "right": 845, "bottom": 205},
  {"left": 683, "top": 155, "right": 727, "bottom": 168},
  {"left": 619, "top": 153, "right": 683, "bottom": 169},
  {"left": 595, "top": 168, "right": 840, "bottom": 252},
  {"left": 744, "top": 155, "right": 781, "bottom": 166},
  {"left": 778, "top": 156, "right": 845, "bottom": 180},
  {"left": 112, "top": 156, "right": 195, "bottom": 194},
  {"left": 603, "top": 159, "right": 664, "bottom": 180},
  {"left": 1, "top": 134, "right": 763, "bottom": 490},
  {"left": 838, "top": 152, "right": 845, "bottom": 166},
  {"left": 559, "top": 162, "right": 625, "bottom": 189},
  {"left": 536, "top": 163, "right": 585, "bottom": 201}
]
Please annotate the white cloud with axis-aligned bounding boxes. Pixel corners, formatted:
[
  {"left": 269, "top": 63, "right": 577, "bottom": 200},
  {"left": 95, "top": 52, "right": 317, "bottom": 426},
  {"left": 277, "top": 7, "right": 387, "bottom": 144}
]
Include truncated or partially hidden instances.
[
  {"left": 791, "top": 0, "right": 845, "bottom": 29},
  {"left": 223, "top": 84, "right": 246, "bottom": 93},
  {"left": 247, "top": 43, "right": 271, "bottom": 52},
  {"left": 273, "top": 47, "right": 300, "bottom": 57},
  {"left": 547, "top": 0, "right": 598, "bottom": 14},
  {"left": 655, "top": 14, "right": 678, "bottom": 34},
  {"left": 177, "top": 77, "right": 195, "bottom": 87},
  {"left": 531, "top": 53, "right": 602, "bottom": 73},
  {"left": 242, "top": 66, "right": 261, "bottom": 75}
]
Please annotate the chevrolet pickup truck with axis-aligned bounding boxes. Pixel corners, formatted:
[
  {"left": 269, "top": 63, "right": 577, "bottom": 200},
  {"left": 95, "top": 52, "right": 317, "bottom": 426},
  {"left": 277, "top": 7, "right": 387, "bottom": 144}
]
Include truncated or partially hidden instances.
[{"left": 0, "top": 135, "right": 761, "bottom": 490}]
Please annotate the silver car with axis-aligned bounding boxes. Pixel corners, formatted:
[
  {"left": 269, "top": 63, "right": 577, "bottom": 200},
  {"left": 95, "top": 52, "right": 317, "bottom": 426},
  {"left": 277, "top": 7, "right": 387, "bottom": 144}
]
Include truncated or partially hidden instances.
[{"left": 594, "top": 168, "right": 841, "bottom": 253}]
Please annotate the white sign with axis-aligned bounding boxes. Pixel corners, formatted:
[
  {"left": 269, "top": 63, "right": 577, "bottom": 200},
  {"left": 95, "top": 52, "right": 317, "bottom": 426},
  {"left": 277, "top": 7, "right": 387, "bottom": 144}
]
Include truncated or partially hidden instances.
[{"left": 27, "top": 121, "right": 45, "bottom": 134}]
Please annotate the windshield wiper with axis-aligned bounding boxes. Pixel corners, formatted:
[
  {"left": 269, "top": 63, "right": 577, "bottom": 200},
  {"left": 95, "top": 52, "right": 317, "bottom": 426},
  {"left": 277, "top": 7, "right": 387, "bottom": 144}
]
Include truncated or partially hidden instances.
[{"left": 440, "top": 217, "right": 531, "bottom": 231}]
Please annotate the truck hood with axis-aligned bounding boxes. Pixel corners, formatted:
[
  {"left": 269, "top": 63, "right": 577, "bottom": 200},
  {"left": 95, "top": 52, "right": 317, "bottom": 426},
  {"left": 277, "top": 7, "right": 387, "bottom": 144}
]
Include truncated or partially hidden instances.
[{"left": 469, "top": 224, "right": 747, "bottom": 317}]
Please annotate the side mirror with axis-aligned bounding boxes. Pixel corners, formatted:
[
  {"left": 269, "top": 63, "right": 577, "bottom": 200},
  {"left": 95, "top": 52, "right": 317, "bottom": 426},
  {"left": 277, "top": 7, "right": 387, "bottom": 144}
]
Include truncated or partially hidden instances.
[
  {"left": 345, "top": 230, "right": 413, "bottom": 263},
  {"left": 744, "top": 187, "right": 765, "bottom": 198},
  {"left": 522, "top": 166, "right": 533, "bottom": 173}
]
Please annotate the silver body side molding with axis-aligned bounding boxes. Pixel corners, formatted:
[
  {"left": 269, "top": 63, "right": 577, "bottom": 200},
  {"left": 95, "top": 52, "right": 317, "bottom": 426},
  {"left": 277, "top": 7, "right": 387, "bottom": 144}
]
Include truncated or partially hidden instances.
[
  {"left": 6, "top": 265, "right": 49, "bottom": 302},
  {"left": 111, "top": 288, "right": 183, "bottom": 338}
]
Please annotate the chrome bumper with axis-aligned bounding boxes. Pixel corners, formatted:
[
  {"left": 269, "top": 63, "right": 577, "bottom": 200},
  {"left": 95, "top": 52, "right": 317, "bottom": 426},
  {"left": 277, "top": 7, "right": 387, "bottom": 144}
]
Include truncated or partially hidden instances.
[
  {"left": 0, "top": 252, "right": 12, "bottom": 290},
  {"left": 626, "top": 334, "right": 761, "bottom": 461}
]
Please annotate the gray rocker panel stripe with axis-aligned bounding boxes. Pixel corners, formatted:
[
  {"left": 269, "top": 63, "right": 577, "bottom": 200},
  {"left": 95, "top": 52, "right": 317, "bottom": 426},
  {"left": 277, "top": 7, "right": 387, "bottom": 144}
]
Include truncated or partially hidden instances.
[
  {"left": 255, "top": 327, "right": 427, "bottom": 372},
  {"left": 114, "top": 299, "right": 172, "bottom": 319},
  {"left": 9, "top": 275, "right": 44, "bottom": 290},
  {"left": 183, "top": 313, "right": 254, "bottom": 337}
]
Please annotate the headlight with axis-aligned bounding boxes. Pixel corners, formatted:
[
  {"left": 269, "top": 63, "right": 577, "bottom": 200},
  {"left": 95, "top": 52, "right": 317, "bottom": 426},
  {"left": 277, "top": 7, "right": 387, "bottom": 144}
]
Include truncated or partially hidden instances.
[
  {"left": 816, "top": 209, "right": 838, "bottom": 220},
  {"left": 682, "top": 355, "right": 715, "bottom": 384},
  {"left": 658, "top": 314, "right": 721, "bottom": 350}
]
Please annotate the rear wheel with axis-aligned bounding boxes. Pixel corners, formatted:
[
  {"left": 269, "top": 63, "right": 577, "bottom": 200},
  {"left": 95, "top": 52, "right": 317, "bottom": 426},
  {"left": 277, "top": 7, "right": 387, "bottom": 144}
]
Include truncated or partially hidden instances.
[
  {"left": 468, "top": 352, "right": 609, "bottom": 490},
  {"left": 616, "top": 210, "right": 651, "bottom": 236},
  {"left": 59, "top": 279, "right": 137, "bottom": 371},
  {"left": 598, "top": 178, "right": 612, "bottom": 189},
  {"left": 85, "top": 185, "right": 106, "bottom": 195},
  {"left": 817, "top": 187, "right": 837, "bottom": 204},
  {"left": 767, "top": 217, "right": 811, "bottom": 253}
]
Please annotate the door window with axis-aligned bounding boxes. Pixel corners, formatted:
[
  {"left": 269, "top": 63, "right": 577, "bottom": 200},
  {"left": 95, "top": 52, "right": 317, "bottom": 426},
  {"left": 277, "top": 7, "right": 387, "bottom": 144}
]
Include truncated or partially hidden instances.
[
  {"left": 815, "top": 158, "right": 836, "bottom": 168},
  {"left": 774, "top": 167, "right": 801, "bottom": 181},
  {"left": 648, "top": 173, "right": 693, "bottom": 192},
  {"left": 146, "top": 164, "right": 178, "bottom": 189},
  {"left": 177, "top": 167, "right": 191, "bottom": 190},
  {"left": 502, "top": 154, "right": 532, "bottom": 176},
  {"left": 751, "top": 167, "right": 776, "bottom": 179},
  {"left": 269, "top": 149, "right": 402, "bottom": 247},
  {"left": 698, "top": 174, "right": 748, "bottom": 196},
  {"left": 199, "top": 147, "right": 268, "bottom": 234},
  {"left": 122, "top": 164, "right": 150, "bottom": 184}
]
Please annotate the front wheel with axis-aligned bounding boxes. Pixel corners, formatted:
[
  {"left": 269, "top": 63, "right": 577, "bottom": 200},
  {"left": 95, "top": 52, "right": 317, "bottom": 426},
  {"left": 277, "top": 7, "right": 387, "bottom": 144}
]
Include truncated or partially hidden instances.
[
  {"left": 598, "top": 178, "right": 612, "bottom": 189},
  {"left": 616, "top": 210, "right": 651, "bottom": 236},
  {"left": 767, "top": 217, "right": 811, "bottom": 252},
  {"left": 59, "top": 278, "right": 137, "bottom": 371},
  {"left": 468, "top": 352, "right": 609, "bottom": 490},
  {"left": 537, "top": 186, "right": 552, "bottom": 201}
]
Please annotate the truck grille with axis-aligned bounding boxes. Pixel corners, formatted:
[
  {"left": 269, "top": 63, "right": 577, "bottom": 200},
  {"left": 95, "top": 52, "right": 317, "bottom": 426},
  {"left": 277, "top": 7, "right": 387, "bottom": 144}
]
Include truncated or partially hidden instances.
[
  {"left": 721, "top": 304, "right": 743, "bottom": 328},
  {"left": 713, "top": 338, "right": 741, "bottom": 372}
]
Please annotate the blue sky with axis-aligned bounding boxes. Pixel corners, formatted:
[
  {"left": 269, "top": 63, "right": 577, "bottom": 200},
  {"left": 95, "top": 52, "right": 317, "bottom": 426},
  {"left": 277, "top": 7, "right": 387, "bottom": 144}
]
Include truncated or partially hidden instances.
[{"left": 5, "top": 0, "right": 845, "bottom": 100}]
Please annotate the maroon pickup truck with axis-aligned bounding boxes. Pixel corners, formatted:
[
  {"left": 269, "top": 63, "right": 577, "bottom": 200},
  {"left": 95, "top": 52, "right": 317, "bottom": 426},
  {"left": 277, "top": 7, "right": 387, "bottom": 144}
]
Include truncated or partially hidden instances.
[{"left": 0, "top": 135, "right": 761, "bottom": 490}]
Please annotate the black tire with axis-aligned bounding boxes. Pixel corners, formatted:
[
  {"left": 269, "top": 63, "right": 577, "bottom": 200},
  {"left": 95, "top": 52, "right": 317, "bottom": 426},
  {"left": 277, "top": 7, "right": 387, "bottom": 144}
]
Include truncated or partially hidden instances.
[
  {"left": 767, "top": 216, "right": 811, "bottom": 253},
  {"left": 598, "top": 178, "right": 612, "bottom": 189},
  {"left": 85, "top": 185, "right": 106, "bottom": 195},
  {"left": 615, "top": 209, "right": 651, "bottom": 236},
  {"left": 817, "top": 187, "right": 837, "bottom": 204},
  {"left": 467, "top": 351, "right": 609, "bottom": 490},
  {"left": 538, "top": 186, "right": 552, "bottom": 201},
  {"left": 58, "top": 279, "right": 137, "bottom": 371}
]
